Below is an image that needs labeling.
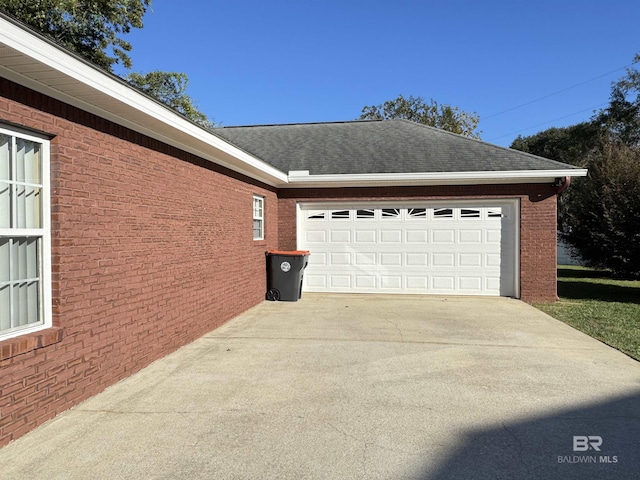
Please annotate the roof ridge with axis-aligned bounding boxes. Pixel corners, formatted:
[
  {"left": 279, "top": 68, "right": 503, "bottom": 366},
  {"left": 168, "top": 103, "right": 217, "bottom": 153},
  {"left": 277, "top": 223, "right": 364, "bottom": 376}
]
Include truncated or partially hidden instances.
[{"left": 215, "top": 119, "right": 382, "bottom": 129}]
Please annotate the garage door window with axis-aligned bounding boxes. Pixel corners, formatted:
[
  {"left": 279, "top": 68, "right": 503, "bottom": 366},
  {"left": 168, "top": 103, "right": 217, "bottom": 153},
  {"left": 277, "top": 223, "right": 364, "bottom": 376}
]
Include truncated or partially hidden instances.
[
  {"left": 381, "top": 208, "right": 400, "bottom": 218},
  {"left": 331, "top": 210, "right": 350, "bottom": 219},
  {"left": 434, "top": 208, "right": 453, "bottom": 218},
  {"left": 408, "top": 208, "right": 427, "bottom": 218},
  {"left": 356, "top": 209, "right": 375, "bottom": 219}
]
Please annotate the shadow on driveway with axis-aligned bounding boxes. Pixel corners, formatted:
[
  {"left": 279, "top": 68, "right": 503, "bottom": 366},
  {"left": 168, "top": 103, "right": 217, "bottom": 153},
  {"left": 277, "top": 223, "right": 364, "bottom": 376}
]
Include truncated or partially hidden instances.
[{"left": 422, "top": 390, "right": 640, "bottom": 480}]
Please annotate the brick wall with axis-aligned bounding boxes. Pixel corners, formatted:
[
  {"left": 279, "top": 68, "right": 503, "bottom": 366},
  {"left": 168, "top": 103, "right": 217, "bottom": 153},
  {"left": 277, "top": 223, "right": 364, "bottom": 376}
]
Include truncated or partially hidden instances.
[
  {"left": 0, "top": 80, "right": 278, "bottom": 446},
  {"left": 278, "top": 184, "right": 559, "bottom": 303}
]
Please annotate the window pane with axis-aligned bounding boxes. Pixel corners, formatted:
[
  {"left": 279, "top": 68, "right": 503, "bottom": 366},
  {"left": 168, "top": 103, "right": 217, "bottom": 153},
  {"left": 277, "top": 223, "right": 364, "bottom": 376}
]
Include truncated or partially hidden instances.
[
  {"left": 331, "top": 210, "right": 350, "bottom": 219},
  {"left": 0, "top": 134, "right": 9, "bottom": 181},
  {"left": 0, "top": 238, "right": 9, "bottom": 282},
  {"left": 13, "top": 238, "right": 39, "bottom": 280},
  {"left": 381, "top": 208, "right": 400, "bottom": 218},
  {"left": 0, "top": 284, "right": 10, "bottom": 331},
  {"left": 15, "top": 185, "right": 41, "bottom": 229},
  {"left": 434, "top": 208, "right": 453, "bottom": 218},
  {"left": 408, "top": 208, "right": 427, "bottom": 218},
  {"left": 253, "top": 197, "right": 263, "bottom": 218},
  {"left": 253, "top": 219, "right": 263, "bottom": 239},
  {"left": 0, "top": 181, "right": 9, "bottom": 228},
  {"left": 356, "top": 209, "right": 374, "bottom": 219},
  {"left": 13, "top": 282, "right": 39, "bottom": 327},
  {"left": 16, "top": 138, "right": 41, "bottom": 184}
]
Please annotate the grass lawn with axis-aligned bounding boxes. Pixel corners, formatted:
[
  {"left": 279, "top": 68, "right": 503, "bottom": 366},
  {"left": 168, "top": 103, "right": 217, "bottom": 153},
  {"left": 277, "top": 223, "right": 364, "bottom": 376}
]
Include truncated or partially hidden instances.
[{"left": 534, "top": 266, "right": 640, "bottom": 362}]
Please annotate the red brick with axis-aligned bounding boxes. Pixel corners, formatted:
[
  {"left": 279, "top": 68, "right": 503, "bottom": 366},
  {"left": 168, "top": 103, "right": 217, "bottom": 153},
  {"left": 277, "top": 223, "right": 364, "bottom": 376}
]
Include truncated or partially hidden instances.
[{"left": 0, "top": 77, "right": 278, "bottom": 447}]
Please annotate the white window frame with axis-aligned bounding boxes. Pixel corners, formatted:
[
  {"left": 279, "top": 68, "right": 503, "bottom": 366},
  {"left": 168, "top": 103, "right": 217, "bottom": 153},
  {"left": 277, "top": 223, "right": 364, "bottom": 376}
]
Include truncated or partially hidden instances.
[
  {"left": 253, "top": 195, "right": 264, "bottom": 241},
  {"left": 0, "top": 125, "right": 52, "bottom": 341}
]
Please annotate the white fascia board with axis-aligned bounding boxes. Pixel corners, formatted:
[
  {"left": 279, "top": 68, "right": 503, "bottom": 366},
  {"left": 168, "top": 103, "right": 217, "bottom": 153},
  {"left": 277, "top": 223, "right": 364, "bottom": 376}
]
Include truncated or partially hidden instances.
[
  {"left": 285, "top": 169, "right": 588, "bottom": 188},
  {"left": 0, "top": 16, "right": 288, "bottom": 187}
]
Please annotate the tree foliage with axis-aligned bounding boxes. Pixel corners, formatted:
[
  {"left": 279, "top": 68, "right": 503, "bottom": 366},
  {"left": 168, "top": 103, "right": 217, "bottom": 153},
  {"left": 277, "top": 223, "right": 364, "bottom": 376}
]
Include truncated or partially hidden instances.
[
  {"left": 593, "top": 54, "right": 640, "bottom": 146},
  {"left": 511, "top": 55, "right": 640, "bottom": 277},
  {"left": 561, "top": 140, "right": 640, "bottom": 277},
  {"left": 0, "top": 0, "right": 151, "bottom": 71},
  {"left": 1, "top": 2, "right": 216, "bottom": 127},
  {"left": 359, "top": 94, "right": 481, "bottom": 139},
  {"left": 126, "top": 71, "right": 216, "bottom": 129}
]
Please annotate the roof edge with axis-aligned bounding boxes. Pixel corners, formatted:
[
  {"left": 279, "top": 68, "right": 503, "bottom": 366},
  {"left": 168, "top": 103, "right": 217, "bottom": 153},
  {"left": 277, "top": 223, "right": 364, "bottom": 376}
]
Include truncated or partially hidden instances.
[{"left": 284, "top": 169, "right": 588, "bottom": 188}]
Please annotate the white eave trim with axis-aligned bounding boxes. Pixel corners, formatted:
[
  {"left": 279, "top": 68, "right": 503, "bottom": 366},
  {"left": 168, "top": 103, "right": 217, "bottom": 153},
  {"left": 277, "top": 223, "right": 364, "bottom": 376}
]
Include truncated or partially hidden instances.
[
  {"left": 285, "top": 169, "right": 588, "bottom": 188},
  {"left": 0, "top": 15, "right": 287, "bottom": 187}
]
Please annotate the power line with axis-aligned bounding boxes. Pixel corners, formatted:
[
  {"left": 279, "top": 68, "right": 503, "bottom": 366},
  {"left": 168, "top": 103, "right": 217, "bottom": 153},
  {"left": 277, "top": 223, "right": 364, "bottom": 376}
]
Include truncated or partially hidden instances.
[
  {"left": 483, "top": 66, "right": 627, "bottom": 120},
  {"left": 487, "top": 102, "right": 608, "bottom": 143}
]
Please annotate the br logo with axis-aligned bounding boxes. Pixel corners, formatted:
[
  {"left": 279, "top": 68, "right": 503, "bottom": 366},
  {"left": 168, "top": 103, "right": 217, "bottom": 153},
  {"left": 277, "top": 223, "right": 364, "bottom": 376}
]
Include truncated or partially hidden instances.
[{"left": 573, "top": 436, "right": 603, "bottom": 452}]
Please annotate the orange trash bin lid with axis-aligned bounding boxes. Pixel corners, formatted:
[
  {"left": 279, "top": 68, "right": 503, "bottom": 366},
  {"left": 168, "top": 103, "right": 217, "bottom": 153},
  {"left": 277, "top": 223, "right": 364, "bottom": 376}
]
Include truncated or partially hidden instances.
[{"left": 266, "top": 250, "right": 310, "bottom": 255}]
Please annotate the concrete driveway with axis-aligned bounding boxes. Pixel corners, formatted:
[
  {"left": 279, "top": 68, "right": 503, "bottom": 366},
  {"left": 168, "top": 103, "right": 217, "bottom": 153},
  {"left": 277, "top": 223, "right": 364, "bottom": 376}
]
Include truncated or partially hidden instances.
[{"left": 1, "top": 295, "right": 639, "bottom": 479}]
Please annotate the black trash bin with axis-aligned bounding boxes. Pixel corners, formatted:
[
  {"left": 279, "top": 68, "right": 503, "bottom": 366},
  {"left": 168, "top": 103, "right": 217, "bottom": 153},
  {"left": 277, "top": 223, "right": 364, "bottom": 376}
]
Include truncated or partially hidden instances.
[{"left": 266, "top": 250, "right": 310, "bottom": 301}]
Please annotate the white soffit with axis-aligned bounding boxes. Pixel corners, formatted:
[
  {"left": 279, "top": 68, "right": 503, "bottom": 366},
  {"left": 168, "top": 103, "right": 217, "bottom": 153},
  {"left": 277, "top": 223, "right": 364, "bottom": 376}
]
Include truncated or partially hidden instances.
[{"left": 0, "top": 15, "right": 287, "bottom": 187}]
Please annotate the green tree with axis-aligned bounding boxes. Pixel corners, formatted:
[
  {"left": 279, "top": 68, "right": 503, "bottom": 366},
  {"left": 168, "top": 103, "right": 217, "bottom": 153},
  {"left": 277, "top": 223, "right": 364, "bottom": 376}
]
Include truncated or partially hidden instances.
[
  {"left": 126, "top": 71, "right": 216, "bottom": 129},
  {"left": 594, "top": 54, "right": 640, "bottom": 146},
  {"left": 561, "top": 139, "right": 640, "bottom": 278},
  {"left": 510, "top": 54, "right": 640, "bottom": 277},
  {"left": 0, "top": 0, "right": 151, "bottom": 71},
  {"left": 510, "top": 122, "right": 601, "bottom": 168},
  {"left": 359, "top": 94, "right": 481, "bottom": 139}
]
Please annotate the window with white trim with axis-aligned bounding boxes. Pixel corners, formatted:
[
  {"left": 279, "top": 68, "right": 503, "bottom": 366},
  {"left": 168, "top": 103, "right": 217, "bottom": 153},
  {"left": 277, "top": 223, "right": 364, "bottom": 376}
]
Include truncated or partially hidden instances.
[
  {"left": 252, "top": 195, "right": 264, "bottom": 240},
  {"left": 0, "top": 127, "right": 51, "bottom": 340}
]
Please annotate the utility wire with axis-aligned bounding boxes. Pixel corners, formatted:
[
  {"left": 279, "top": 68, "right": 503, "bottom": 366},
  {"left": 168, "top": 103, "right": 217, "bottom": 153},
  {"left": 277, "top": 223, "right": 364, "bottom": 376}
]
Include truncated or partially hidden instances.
[
  {"left": 484, "top": 66, "right": 627, "bottom": 120},
  {"left": 487, "top": 103, "right": 608, "bottom": 143}
]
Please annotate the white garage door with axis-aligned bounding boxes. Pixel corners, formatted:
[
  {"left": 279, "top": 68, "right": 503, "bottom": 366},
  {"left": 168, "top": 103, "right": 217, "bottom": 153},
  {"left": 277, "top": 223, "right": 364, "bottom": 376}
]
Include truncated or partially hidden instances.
[{"left": 298, "top": 201, "right": 518, "bottom": 297}]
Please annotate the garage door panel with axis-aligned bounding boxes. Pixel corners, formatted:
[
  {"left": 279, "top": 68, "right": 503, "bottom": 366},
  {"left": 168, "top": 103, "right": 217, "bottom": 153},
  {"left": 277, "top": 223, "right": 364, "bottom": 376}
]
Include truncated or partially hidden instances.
[
  {"left": 355, "top": 230, "right": 376, "bottom": 243},
  {"left": 432, "top": 230, "right": 455, "bottom": 243},
  {"left": 309, "top": 252, "right": 327, "bottom": 266},
  {"left": 406, "top": 253, "right": 428, "bottom": 266},
  {"left": 306, "top": 230, "right": 326, "bottom": 243},
  {"left": 355, "top": 253, "right": 376, "bottom": 265},
  {"left": 432, "top": 276, "right": 456, "bottom": 290},
  {"left": 458, "top": 230, "right": 483, "bottom": 243},
  {"left": 432, "top": 253, "right": 455, "bottom": 266},
  {"left": 380, "top": 276, "right": 402, "bottom": 289},
  {"left": 330, "top": 230, "right": 351, "bottom": 243},
  {"left": 355, "top": 275, "right": 376, "bottom": 288},
  {"left": 459, "top": 253, "right": 483, "bottom": 267},
  {"left": 380, "top": 230, "right": 402, "bottom": 243},
  {"left": 306, "top": 275, "right": 327, "bottom": 288},
  {"left": 459, "top": 277, "right": 483, "bottom": 291},
  {"left": 486, "top": 253, "right": 501, "bottom": 267},
  {"left": 380, "top": 253, "right": 402, "bottom": 266},
  {"left": 330, "top": 252, "right": 350, "bottom": 265},
  {"left": 330, "top": 275, "right": 351, "bottom": 288},
  {"left": 406, "top": 230, "right": 428, "bottom": 243},
  {"left": 299, "top": 204, "right": 517, "bottom": 297}
]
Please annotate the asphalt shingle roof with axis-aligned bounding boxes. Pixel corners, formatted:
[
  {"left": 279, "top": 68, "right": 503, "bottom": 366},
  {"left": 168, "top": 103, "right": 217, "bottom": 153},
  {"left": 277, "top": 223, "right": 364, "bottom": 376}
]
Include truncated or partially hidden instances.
[{"left": 212, "top": 119, "right": 581, "bottom": 176}]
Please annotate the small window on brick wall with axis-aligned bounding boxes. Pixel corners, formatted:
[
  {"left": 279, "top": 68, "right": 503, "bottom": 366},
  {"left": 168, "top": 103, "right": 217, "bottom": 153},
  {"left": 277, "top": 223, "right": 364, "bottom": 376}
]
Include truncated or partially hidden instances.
[
  {"left": 253, "top": 195, "right": 264, "bottom": 240},
  {"left": 0, "top": 126, "right": 51, "bottom": 341}
]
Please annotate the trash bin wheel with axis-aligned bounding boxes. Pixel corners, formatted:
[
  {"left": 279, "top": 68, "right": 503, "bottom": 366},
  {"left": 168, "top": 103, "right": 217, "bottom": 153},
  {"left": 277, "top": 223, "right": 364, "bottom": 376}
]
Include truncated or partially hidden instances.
[{"left": 266, "top": 289, "right": 280, "bottom": 301}]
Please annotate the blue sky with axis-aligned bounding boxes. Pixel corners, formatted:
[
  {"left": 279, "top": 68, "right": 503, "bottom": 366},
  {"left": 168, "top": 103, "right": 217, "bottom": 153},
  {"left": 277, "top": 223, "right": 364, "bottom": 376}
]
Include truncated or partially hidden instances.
[{"left": 115, "top": 0, "right": 639, "bottom": 147}]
